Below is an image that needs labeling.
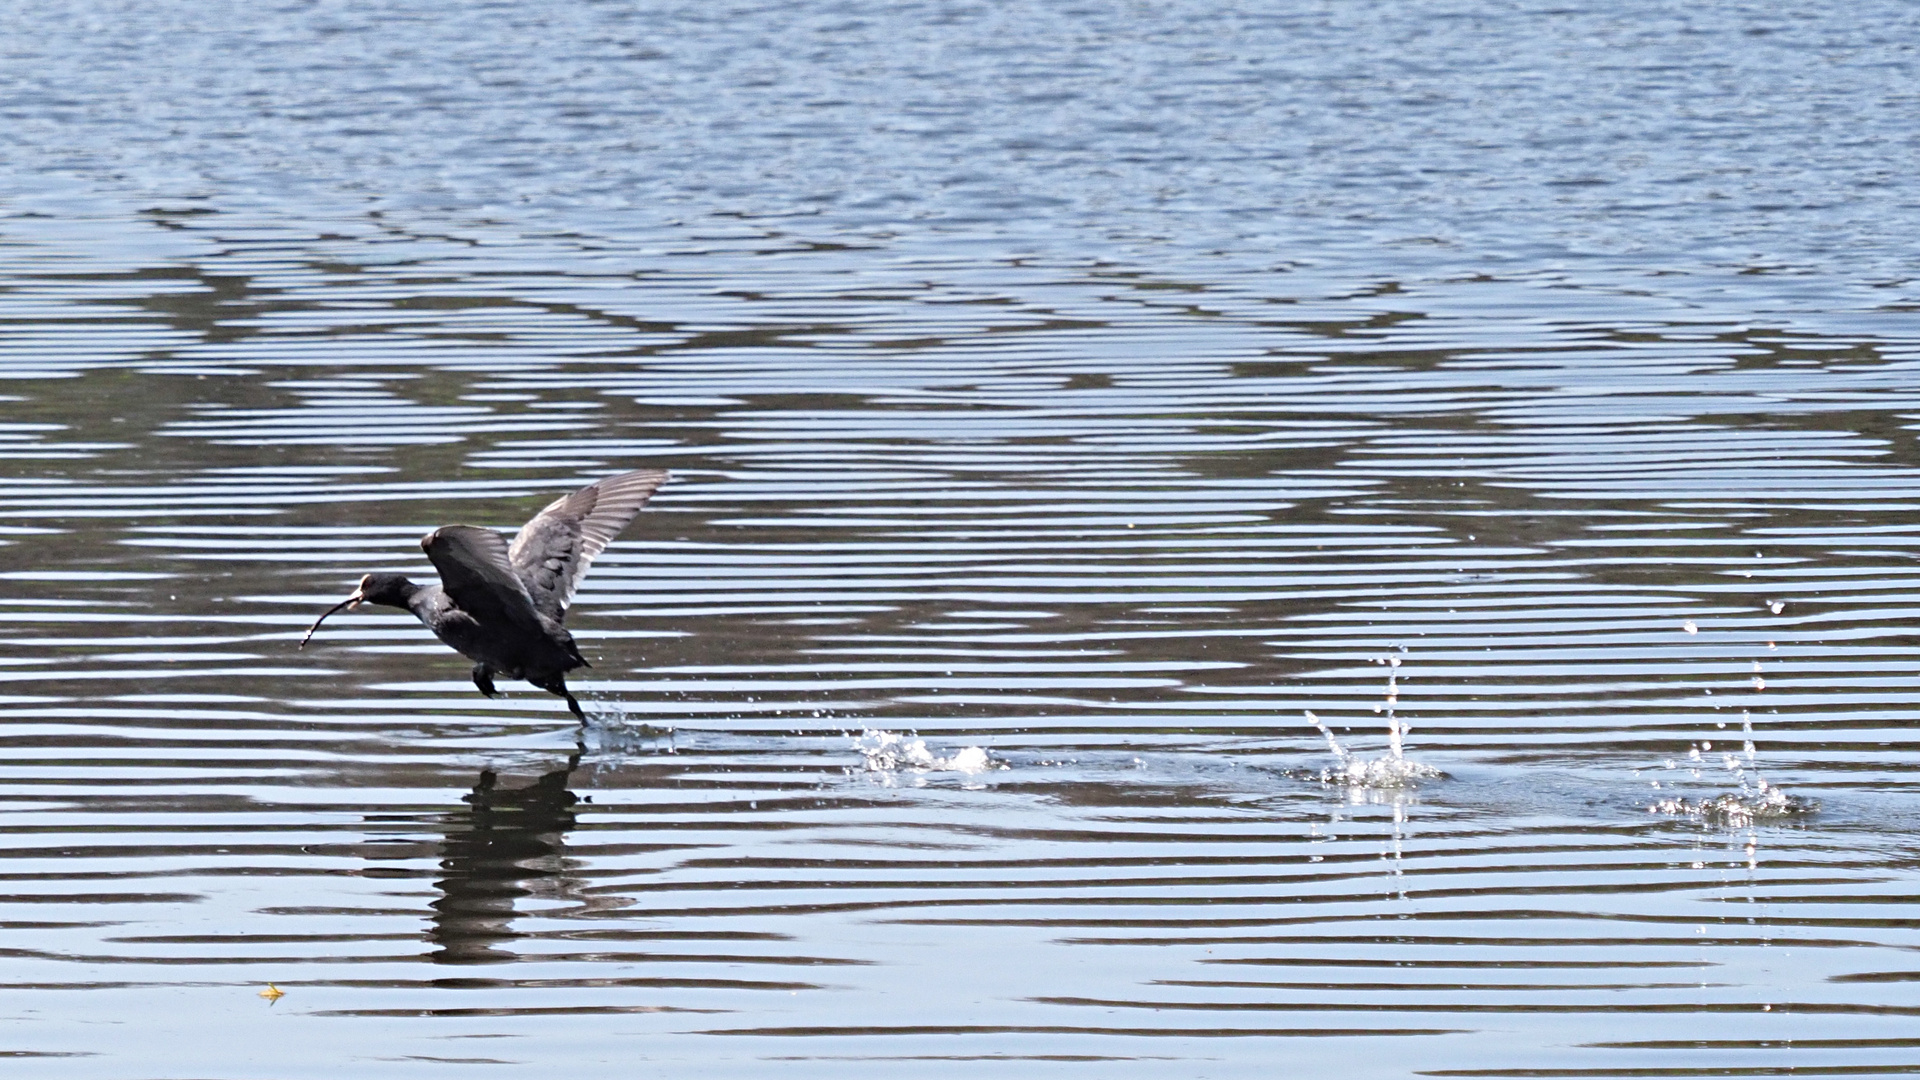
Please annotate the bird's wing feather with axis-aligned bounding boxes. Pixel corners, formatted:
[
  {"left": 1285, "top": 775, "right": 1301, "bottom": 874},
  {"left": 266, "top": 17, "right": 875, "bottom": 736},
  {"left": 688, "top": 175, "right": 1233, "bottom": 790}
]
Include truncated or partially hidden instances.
[
  {"left": 509, "top": 469, "right": 668, "bottom": 621},
  {"left": 423, "top": 525, "right": 548, "bottom": 634}
]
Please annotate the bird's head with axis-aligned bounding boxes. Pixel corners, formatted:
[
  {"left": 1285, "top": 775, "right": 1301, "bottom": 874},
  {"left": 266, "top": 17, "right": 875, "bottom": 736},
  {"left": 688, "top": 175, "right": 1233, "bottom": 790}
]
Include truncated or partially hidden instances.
[
  {"left": 298, "top": 573, "right": 418, "bottom": 648},
  {"left": 355, "top": 573, "right": 418, "bottom": 609}
]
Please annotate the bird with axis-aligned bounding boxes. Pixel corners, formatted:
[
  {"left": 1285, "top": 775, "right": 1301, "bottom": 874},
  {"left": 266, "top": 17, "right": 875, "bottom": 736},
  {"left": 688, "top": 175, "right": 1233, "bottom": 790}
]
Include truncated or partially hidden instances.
[{"left": 299, "top": 469, "right": 669, "bottom": 720}]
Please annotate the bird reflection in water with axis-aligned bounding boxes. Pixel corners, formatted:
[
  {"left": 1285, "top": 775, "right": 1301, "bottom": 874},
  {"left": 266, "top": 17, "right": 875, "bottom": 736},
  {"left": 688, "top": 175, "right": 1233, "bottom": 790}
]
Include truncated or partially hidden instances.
[{"left": 430, "top": 752, "right": 583, "bottom": 965}]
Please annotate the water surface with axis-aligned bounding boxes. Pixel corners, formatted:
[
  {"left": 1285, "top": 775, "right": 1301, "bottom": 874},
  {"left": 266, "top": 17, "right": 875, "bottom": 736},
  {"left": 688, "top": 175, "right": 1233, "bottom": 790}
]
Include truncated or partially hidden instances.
[{"left": 6, "top": 2, "right": 1920, "bottom": 1077}]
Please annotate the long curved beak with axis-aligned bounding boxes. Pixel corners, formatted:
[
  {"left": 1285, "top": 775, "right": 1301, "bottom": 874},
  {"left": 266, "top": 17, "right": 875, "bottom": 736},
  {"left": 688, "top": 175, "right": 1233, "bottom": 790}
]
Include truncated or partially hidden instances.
[{"left": 298, "top": 590, "right": 364, "bottom": 649}]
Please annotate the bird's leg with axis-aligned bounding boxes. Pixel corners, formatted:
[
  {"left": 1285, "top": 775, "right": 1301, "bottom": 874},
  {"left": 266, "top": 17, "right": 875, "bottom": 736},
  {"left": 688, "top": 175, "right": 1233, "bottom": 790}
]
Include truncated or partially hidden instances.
[
  {"left": 531, "top": 672, "right": 586, "bottom": 721},
  {"left": 471, "top": 664, "right": 498, "bottom": 698}
]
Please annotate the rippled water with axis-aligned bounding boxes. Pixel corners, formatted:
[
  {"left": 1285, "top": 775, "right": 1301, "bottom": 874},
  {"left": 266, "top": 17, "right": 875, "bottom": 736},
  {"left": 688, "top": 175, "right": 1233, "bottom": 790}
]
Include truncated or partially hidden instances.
[{"left": 9, "top": 2, "right": 1920, "bottom": 1077}]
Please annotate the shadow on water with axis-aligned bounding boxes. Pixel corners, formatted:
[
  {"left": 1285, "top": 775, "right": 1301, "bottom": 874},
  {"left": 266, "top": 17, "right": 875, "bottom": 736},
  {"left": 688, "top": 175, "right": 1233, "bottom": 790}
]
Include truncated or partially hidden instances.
[{"left": 430, "top": 751, "right": 581, "bottom": 967}]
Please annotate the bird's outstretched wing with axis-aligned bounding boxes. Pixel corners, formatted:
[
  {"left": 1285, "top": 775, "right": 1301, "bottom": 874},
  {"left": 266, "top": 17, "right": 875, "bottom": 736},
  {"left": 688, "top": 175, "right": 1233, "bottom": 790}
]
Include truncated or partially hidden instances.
[
  {"left": 509, "top": 469, "right": 669, "bottom": 621},
  {"left": 423, "top": 525, "right": 548, "bottom": 635}
]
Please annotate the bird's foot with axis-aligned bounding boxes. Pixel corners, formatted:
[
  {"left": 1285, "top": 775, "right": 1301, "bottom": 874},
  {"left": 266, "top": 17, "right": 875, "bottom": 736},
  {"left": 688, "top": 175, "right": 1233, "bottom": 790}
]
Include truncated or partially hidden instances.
[
  {"left": 472, "top": 664, "right": 498, "bottom": 698},
  {"left": 531, "top": 672, "right": 587, "bottom": 721}
]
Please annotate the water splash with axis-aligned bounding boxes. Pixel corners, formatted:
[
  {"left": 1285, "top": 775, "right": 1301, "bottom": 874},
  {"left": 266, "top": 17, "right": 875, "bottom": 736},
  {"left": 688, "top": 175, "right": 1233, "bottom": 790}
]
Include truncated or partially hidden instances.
[
  {"left": 1648, "top": 709, "right": 1814, "bottom": 825},
  {"left": 1304, "top": 651, "right": 1441, "bottom": 788},
  {"left": 854, "top": 730, "right": 999, "bottom": 776},
  {"left": 1647, "top": 648, "right": 1815, "bottom": 825},
  {"left": 582, "top": 702, "right": 675, "bottom": 754}
]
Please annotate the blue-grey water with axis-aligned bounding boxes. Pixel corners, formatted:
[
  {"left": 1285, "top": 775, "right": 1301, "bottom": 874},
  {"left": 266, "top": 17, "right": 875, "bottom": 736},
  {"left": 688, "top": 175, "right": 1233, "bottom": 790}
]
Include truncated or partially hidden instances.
[{"left": 6, "top": 2, "right": 1920, "bottom": 1077}]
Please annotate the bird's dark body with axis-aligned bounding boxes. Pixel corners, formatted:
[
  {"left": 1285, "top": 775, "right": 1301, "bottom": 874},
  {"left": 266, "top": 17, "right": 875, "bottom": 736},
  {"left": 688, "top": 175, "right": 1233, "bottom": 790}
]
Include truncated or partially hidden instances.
[
  {"left": 302, "top": 469, "right": 669, "bottom": 719},
  {"left": 407, "top": 582, "right": 583, "bottom": 685}
]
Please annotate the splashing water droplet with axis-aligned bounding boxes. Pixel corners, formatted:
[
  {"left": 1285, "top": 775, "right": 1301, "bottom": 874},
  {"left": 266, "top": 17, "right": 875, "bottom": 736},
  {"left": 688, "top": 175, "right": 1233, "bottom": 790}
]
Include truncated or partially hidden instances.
[
  {"left": 1648, "top": 663, "right": 1815, "bottom": 825},
  {"left": 1304, "top": 659, "right": 1440, "bottom": 789},
  {"left": 854, "top": 730, "right": 998, "bottom": 777}
]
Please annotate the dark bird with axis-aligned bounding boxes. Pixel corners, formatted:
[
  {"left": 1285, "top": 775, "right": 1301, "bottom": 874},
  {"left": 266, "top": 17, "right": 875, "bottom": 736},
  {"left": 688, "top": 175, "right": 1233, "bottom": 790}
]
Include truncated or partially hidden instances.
[{"left": 300, "top": 470, "right": 669, "bottom": 719}]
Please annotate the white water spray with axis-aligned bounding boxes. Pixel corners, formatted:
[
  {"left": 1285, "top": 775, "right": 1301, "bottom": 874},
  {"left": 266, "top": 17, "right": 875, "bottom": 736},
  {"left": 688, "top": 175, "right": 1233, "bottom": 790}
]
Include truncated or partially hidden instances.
[
  {"left": 1306, "top": 650, "right": 1440, "bottom": 788},
  {"left": 1649, "top": 632, "right": 1813, "bottom": 825}
]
